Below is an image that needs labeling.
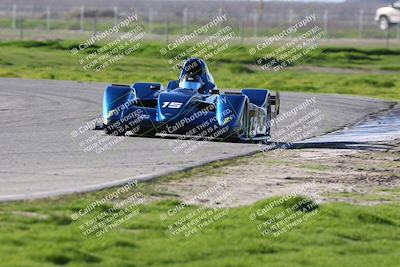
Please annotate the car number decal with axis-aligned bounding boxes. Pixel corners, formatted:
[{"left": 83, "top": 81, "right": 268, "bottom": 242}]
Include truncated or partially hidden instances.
[{"left": 162, "top": 101, "right": 183, "bottom": 109}]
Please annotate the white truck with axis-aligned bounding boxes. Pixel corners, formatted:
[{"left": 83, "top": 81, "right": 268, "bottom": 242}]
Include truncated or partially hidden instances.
[{"left": 375, "top": 1, "right": 400, "bottom": 30}]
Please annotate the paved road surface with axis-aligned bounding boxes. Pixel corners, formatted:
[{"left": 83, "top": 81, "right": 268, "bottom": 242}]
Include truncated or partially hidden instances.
[{"left": 0, "top": 78, "right": 393, "bottom": 201}]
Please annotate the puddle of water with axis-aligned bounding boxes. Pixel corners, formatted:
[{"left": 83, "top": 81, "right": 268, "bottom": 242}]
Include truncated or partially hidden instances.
[{"left": 304, "top": 106, "right": 400, "bottom": 143}]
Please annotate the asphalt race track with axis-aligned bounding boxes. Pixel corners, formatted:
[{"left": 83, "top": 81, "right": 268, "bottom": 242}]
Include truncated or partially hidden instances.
[{"left": 0, "top": 78, "right": 393, "bottom": 201}]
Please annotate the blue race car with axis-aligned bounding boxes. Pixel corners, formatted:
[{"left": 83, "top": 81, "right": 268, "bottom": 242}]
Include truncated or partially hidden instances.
[{"left": 101, "top": 58, "right": 280, "bottom": 141}]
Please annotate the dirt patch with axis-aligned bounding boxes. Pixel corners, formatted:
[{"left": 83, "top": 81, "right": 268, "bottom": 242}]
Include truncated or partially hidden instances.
[{"left": 154, "top": 140, "right": 400, "bottom": 207}]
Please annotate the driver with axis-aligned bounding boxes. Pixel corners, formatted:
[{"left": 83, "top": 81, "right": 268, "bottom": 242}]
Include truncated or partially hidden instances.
[{"left": 178, "top": 74, "right": 203, "bottom": 91}]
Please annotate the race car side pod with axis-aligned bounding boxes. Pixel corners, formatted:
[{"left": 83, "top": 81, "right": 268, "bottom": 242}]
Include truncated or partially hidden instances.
[{"left": 270, "top": 91, "right": 280, "bottom": 129}]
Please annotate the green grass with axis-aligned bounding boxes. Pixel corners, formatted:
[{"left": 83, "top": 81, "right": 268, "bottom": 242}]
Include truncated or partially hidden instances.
[
  {"left": 0, "top": 40, "right": 399, "bottom": 100},
  {"left": 326, "top": 188, "right": 400, "bottom": 203},
  {"left": 303, "top": 47, "right": 400, "bottom": 71},
  {"left": 1, "top": 178, "right": 400, "bottom": 267}
]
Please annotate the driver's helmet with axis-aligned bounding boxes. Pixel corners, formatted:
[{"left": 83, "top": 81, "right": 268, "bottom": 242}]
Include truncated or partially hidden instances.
[{"left": 179, "top": 74, "right": 203, "bottom": 91}]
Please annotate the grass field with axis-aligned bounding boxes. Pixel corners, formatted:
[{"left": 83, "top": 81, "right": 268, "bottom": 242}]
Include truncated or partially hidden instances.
[
  {"left": 0, "top": 40, "right": 399, "bottom": 100},
  {"left": 1, "top": 163, "right": 400, "bottom": 267},
  {"left": 0, "top": 39, "right": 399, "bottom": 266}
]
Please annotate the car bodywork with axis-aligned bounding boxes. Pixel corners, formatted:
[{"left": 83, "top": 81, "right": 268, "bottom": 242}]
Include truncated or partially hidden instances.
[
  {"left": 100, "top": 58, "right": 280, "bottom": 142},
  {"left": 375, "top": 1, "right": 400, "bottom": 30}
]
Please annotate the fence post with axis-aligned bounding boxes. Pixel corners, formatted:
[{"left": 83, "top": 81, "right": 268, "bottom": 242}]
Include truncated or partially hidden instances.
[
  {"left": 80, "top": 6, "right": 84, "bottom": 31},
  {"left": 323, "top": 9, "right": 329, "bottom": 37},
  {"left": 12, "top": 4, "right": 17, "bottom": 30},
  {"left": 253, "top": 11, "right": 258, "bottom": 37},
  {"left": 183, "top": 8, "right": 188, "bottom": 35},
  {"left": 385, "top": 29, "right": 390, "bottom": 49},
  {"left": 288, "top": 9, "right": 294, "bottom": 37},
  {"left": 93, "top": 10, "right": 97, "bottom": 37},
  {"left": 240, "top": 19, "right": 244, "bottom": 45},
  {"left": 358, "top": 9, "right": 364, "bottom": 39},
  {"left": 113, "top": 6, "right": 118, "bottom": 26},
  {"left": 165, "top": 20, "right": 169, "bottom": 44},
  {"left": 46, "top": 6, "right": 51, "bottom": 31},
  {"left": 218, "top": 8, "right": 223, "bottom": 31},
  {"left": 19, "top": 17, "right": 24, "bottom": 40},
  {"left": 148, "top": 8, "right": 153, "bottom": 34}
]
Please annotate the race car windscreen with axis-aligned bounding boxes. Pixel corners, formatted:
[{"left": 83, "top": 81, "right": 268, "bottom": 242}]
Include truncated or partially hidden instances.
[{"left": 179, "top": 80, "right": 202, "bottom": 90}]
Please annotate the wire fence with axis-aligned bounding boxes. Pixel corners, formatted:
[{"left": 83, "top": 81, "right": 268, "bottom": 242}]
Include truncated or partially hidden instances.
[{"left": 1, "top": 4, "right": 399, "bottom": 42}]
